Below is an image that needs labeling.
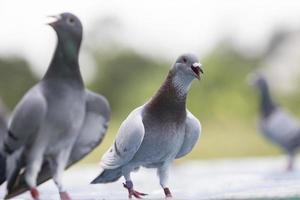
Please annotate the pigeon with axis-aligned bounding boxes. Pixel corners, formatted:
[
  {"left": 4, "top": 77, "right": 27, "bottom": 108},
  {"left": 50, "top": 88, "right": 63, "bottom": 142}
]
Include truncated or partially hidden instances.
[
  {"left": 91, "top": 54, "right": 203, "bottom": 198},
  {"left": 0, "top": 13, "right": 110, "bottom": 200},
  {"left": 250, "top": 74, "right": 300, "bottom": 171}
]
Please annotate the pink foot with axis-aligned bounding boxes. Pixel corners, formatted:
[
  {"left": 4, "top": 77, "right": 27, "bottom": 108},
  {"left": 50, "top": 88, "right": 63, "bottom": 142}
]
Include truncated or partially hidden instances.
[
  {"left": 164, "top": 187, "right": 172, "bottom": 198},
  {"left": 60, "top": 191, "right": 72, "bottom": 200},
  {"left": 286, "top": 161, "right": 294, "bottom": 172},
  {"left": 30, "top": 188, "right": 40, "bottom": 200},
  {"left": 286, "top": 165, "right": 293, "bottom": 172},
  {"left": 123, "top": 181, "right": 147, "bottom": 199}
]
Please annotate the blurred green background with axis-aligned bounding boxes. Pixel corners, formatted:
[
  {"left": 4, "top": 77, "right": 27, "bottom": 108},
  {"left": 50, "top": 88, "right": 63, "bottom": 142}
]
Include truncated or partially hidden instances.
[{"left": 1, "top": 20, "right": 300, "bottom": 164}]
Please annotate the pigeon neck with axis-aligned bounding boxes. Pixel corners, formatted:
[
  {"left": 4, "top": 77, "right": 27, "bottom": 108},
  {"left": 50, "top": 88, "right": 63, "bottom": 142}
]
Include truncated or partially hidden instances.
[
  {"left": 145, "top": 71, "right": 189, "bottom": 119},
  {"left": 43, "top": 37, "right": 83, "bottom": 85},
  {"left": 259, "top": 83, "right": 276, "bottom": 118},
  {"left": 171, "top": 70, "right": 194, "bottom": 96}
]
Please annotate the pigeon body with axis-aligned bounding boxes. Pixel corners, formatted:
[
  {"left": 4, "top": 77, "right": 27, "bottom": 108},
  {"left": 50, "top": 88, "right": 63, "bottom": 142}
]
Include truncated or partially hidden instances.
[
  {"left": 252, "top": 75, "right": 300, "bottom": 170},
  {"left": 92, "top": 54, "right": 202, "bottom": 198},
  {"left": 1, "top": 13, "right": 110, "bottom": 200},
  {"left": 260, "top": 109, "right": 300, "bottom": 152}
]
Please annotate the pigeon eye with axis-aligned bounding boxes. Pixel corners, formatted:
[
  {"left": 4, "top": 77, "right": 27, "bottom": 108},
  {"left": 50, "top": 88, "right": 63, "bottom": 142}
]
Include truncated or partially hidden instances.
[
  {"left": 67, "top": 17, "right": 75, "bottom": 25},
  {"left": 183, "top": 57, "right": 187, "bottom": 63}
]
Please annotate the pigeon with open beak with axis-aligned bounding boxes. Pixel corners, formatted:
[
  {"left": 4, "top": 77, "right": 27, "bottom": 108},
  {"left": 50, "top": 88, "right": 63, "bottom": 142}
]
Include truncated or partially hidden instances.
[{"left": 92, "top": 53, "right": 202, "bottom": 199}]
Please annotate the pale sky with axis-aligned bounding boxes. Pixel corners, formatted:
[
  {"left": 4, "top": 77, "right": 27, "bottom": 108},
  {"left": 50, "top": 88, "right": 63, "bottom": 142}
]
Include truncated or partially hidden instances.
[{"left": 1, "top": 0, "right": 300, "bottom": 80}]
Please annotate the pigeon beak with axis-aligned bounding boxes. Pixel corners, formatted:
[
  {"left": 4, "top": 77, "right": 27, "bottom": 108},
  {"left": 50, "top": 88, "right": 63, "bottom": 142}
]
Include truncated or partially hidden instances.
[
  {"left": 46, "top": 15, "right": 61, "bottom": 27},
  {"left": 191, "top": 63, "right": 204, "bottom": 80}
]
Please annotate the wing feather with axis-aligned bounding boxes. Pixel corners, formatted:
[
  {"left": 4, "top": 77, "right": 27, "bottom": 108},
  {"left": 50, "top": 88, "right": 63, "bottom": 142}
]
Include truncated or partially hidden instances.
[
  {"left": 68, "top": 90, "right": 110, "bottom": 164},
  {"left": 176, "top": 110, "right": 201, "bottom": 159},
  {"left": 101, "top": 106, "right": 145, "bottom": 169},
  {"left": 4, "top": 86, "right": 46, "bottom": 154}
]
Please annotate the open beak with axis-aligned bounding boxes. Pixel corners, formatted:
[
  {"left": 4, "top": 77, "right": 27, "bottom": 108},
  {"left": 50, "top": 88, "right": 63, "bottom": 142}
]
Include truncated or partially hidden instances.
[
  {"left": 46, "top": 15, "right": 61, "bottom": 27},
  {"left": 191, "top": 62, "right": 204, "bottom": 80}
]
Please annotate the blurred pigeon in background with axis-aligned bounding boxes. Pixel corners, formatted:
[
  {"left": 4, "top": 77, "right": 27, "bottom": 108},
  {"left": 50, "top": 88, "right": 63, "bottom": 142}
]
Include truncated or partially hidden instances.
[
  {"left": 250, "top": 74, "right": 300, "bottom": 171},
  {"left": 91, "top": 54, "right": 202, "bottom": 198},
  {"left": 0, "top": 13, "right": 110, "bottom": 200}
]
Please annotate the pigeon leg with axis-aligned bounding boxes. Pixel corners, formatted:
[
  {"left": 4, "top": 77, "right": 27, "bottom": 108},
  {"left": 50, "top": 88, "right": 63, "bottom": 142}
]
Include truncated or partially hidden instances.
[
  {"left": 25, "top": 151, "right": 44, "bottom": 200},
  {"left": 49, "top": 150, "right": 72, "bottom": 200},
  {"left": 287, "top": 153, "right": 295, "bottom": 171},
  {"left": 123, "top": 181, "right": 147, "bottom": 199},
  {"left": 123, "top": 173, "right": 147, "bottom": 199},
  {"left": 157, "top": 164, "right": 172, "bottom": 198}
]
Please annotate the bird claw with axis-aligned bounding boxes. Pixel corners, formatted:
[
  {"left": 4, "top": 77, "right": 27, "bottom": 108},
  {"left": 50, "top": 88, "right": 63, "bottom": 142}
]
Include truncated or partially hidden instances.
[
  {"left": 123, "top": 182, "right": 147, "bottom": 199},
  {"left": 30, "top": 188, "right": 40, "bottom": 200},
  {"left": 131, "top": 190, "right": 147, "bottom": 199},
  {"left": 123, "top": 182, "right": 128, "bottom": 189},
  {"left": 164, "top": 187, "right": 172, "bottom": 198},
  {"left": 59, "top": 191, "right": 72, "bottom": 200}
]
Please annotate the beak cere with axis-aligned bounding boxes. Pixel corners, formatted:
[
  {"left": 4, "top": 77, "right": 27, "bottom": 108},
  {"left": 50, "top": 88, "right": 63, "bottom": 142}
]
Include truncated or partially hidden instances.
[
  {"left": 46, "top": 15, "right": 62, "bottom": 27},
  {"left": 191, "top": 63, "right": 204, "bottom": 79}
]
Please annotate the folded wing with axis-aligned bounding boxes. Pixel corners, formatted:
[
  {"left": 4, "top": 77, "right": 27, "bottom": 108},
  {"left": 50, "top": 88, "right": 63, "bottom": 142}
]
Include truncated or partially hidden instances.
[
  {"left": 101, "top": 106, "right": 145, "bottom": 169},
  {"left": 4, "top": 86, "right": 47, "bottom": 155},
  {"left": 176, "top": 111, "right": 201, "bottom": 159},
  {"left": 260, "top": 109, "right": 300, "bottom": 151}
]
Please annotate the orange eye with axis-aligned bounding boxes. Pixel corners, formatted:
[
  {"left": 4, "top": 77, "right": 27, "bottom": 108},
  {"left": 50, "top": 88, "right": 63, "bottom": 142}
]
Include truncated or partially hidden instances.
[{"left": 67, "top": 17, "right": 75, "bottom": 25}]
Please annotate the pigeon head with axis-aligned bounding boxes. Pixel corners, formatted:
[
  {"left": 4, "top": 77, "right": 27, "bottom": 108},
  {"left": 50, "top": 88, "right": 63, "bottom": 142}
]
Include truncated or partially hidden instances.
[
  {"left": 48, "top": 12, "right": 82, "bottom": 50},
  {"left": 247, "top": 73, "right": 268, "bottom": 90},
  {"left": 172, "top": 54, "right": 204, "bottom": 80}
]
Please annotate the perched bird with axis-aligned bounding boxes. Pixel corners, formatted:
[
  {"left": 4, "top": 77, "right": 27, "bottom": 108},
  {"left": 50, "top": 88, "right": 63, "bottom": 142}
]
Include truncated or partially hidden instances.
[
  {"left": 250, "top": 74, "right": 300, "bottom": 171},
  {"left": 91, "top": 54, "right": 203, "bottom": 198},
  {"left": 0, "top": 13, "right": 110, "bottom": 200}
]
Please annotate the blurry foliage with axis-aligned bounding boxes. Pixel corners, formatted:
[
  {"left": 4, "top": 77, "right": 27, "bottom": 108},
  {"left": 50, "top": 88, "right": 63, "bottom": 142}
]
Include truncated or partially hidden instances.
[
  {"left": 0, "top": 58, "right": 37, "bottom": 109},
  {"left": 89, "top": 49, "right": 168, "bottom": 120}
]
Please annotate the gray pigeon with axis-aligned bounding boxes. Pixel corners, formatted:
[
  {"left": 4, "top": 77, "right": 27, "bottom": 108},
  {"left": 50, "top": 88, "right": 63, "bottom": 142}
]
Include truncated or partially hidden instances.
[
  {"left": 250, "top": 74, "right": 300, "bottom": 171},
  {"left": 0, "top": 13, "right": 110, "bottom": 200},
  {"left": 91, "top": 54, "right": 202, "bottom": 198}
]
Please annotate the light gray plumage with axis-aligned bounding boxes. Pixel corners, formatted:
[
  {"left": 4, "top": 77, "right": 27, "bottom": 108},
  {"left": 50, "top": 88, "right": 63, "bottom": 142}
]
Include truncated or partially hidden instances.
[
  {"left": 251, "top": 74, "right": 300, "bottom": 171},
  {"left": 1, "top": 13, "right": 110, "bottom": 200},
  {"left": 92, "top": 54, "right": 202, "bottom": 198},
  {"left": 5, "top": 91, "right": 110, "bottom": 199}
]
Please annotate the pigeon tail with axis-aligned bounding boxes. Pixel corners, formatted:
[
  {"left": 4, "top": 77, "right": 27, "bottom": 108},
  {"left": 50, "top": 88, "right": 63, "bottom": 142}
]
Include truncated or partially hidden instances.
[{"left": 91, "top": 167, "right": 122, "bottom": 184}]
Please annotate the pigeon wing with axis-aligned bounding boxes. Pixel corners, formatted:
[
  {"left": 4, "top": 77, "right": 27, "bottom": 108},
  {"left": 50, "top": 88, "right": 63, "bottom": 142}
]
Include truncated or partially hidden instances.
[
  {"left": 68, "top": 90, "right": 110, "bottom": 164},
  {"left": 176, "top": 110, "right": 201, "bottom": 159},
  {"left": 260, "top": 109, "right": 300, "bottom": 151},
  {"left": 4, "top": 86, "right": 47, "bottom": 154},
  {"left": 101, "top": 106, "right": 145, "bottom": 169}
]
